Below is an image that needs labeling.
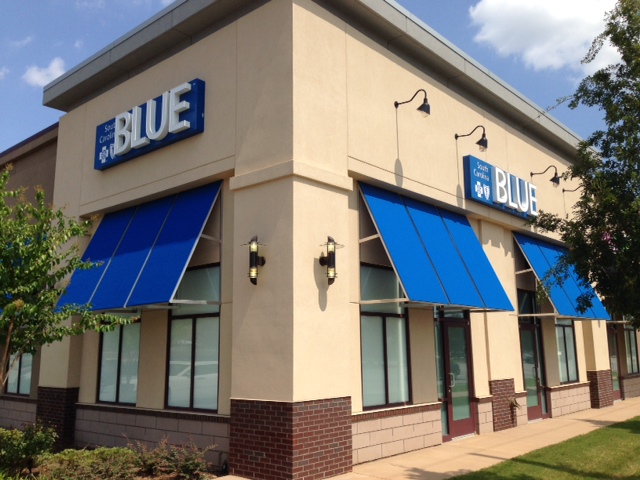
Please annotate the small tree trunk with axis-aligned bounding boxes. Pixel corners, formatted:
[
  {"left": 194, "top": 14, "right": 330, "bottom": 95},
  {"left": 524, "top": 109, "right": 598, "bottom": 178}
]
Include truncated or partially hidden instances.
[{"left": 0, "top": 317, "right": 15, "bottom": 388}]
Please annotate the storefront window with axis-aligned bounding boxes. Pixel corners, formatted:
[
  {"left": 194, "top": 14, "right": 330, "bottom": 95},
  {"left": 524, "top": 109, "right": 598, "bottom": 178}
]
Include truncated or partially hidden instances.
[
  {"left": 6, "top": 353, "right": 32, "bottom": 395},
  {"left": 99, "top": 322, "right": 140, "bottom": 404},
  {"left": 556, "top": 320, "right": 578, "bottom": 383},
  {"left": 360, "top": 265, "right": 409, "bottom": 408},
  {"left": 167, "top": 265, "right": 220, "bottom": 411},
  {"left": 361, "top": 314, "right": 409, "bottom": 408},
  {"left": 624, "top": 326, "right": 639, "bottom": 374}
]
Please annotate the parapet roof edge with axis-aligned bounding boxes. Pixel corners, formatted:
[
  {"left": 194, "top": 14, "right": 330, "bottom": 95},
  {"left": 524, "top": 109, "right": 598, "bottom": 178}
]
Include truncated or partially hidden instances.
[{"left": 42, "top": 0, "right": 583, "bottom": 154}]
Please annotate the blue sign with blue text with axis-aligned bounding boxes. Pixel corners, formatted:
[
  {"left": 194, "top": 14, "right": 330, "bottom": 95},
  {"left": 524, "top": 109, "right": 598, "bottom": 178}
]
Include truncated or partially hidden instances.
[
  {"left": 463, "top": 155, "right": 538, "bottom": 218},
  {"left": 94, "top": 79, "right": 205, "bottom": 170}
]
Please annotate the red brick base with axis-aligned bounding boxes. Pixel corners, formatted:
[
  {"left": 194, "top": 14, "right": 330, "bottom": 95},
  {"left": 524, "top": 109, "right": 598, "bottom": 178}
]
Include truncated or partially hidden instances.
[
  {"left": 489, "top": 379, "right": 517, "bottom": 431},
  {"left": 36, "top": 387, "right": 79, "bottom": 450},
  {"left": 229, "top": 397, "right": 352, "bottom": 480},
  {"left": 587, "top": 370, "right": 614, "bottom": 408}
]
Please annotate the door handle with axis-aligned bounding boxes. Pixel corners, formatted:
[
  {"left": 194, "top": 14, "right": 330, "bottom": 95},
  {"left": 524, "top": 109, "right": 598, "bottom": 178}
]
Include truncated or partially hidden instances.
[{"left": 449, "top": 372, "right": 456, "bottom": 388}]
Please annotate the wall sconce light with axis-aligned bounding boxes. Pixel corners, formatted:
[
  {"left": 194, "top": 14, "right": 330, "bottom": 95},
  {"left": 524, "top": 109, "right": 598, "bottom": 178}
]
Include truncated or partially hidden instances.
[
  {"left": 319, "top": 236, "right": 343, "bottom": 285},
  {"left": 245, "top": 236, "right": 266, "bottom": 285},
  {"left": 394, "top": 89, "right": 431, "bottom": 117},
  {"left": 455, "top": 125, "right": 488, "bottom": 151},
  {"left": 562, "top": 185, "right": 581, "bottom": 193},
  {"left": 531, "top": 165, "right": 561, "bottom": 187}
]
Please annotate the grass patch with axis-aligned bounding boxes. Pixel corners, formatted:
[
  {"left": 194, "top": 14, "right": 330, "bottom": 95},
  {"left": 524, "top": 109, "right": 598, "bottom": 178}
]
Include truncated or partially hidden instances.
[{"left": 451, "top": 417, "right": 640, "bottom": 479}]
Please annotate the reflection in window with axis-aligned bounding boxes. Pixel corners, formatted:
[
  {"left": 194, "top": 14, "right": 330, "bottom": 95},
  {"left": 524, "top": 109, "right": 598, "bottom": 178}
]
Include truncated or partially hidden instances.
[
  {"left": 167, "top": 265, "right": 220, "bottom": 411},
  {"left": 99, "top": 323, "right": 140, "bottom": 404},
  {"left": 360, "top": 264, "right": 402, "bottom": 314},
  {"left": 556, "top": 320, "right": 578, "bottom": 383},
  {"left": 624, "top": 326, "right": 639, "bottom": 374},
  {"left": 6, "top": 353, "right": 32, "bottom": 395}
]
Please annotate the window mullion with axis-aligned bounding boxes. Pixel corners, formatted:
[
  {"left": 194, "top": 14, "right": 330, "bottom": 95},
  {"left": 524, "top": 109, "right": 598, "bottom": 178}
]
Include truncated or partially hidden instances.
[
  {"left": 115, "top": 326, "right": 124, "bottom": 403},
  {"left": 382, "top": 316, "right": 389, "bottom": 406},
  {"left": 190, "top": 317, "right": 197, "bottom": 409},
  {"left": 15, "top": 355, "right": 23, "bottom": 394}
]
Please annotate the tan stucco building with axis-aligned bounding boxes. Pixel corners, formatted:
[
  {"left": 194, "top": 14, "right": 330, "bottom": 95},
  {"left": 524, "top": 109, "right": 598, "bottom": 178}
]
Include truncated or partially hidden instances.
[{"left": 2, "top": 1, "right": 640, "bottom": 479}]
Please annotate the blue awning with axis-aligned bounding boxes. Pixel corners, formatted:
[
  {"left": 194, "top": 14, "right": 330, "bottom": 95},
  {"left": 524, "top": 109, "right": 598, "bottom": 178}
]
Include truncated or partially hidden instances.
[
  {"left": 360, "top": 183, "right": 513, "bottom": 311},
  {"left": 513, "top": 233, "right": 610, "bottom": 320},
  {"left": 58, "top": 182, "right": 221, "bottom": 311}
]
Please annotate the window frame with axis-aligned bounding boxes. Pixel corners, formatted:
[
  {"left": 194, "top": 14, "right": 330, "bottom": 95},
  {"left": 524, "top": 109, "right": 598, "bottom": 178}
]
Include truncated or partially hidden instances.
[
  {"left": 360, "top": 310, "right": 412, "bottom": 410},
  {"left": 165, "top": 263, "right": 221, "bottom": 413},
  {"left": 97, "top": 321, "right": 141, "bottom": 405},
  {"left": 624, "top": 326, "right": 639, "bottom": 374},
  {"left": 4, "top": 353, "right": 33, "bottom": 396},
  {"left": 555, "top": 319, "right": 579, "bottom": 384},
  {"left": 359, "top": 263, "right": 411, "bottom": 410}
]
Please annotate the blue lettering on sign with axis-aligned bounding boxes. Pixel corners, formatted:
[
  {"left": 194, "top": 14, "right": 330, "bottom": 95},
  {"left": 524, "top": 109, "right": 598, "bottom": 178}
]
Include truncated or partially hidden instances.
[
  {"left": 463, "top": 155, "right": 538, "bottom": 218},
  {"left": 94, "top": 79, "right": 205, "bottom": 170}
]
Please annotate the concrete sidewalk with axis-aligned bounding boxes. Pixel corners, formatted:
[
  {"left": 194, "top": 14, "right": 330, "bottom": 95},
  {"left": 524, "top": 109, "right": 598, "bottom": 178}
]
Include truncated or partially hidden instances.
[
  {"left": 336, "top": 396, "right": 640, "bottom": 479},
  {"left": 226, "top": 396, "right": 640, "bottom": 480}
]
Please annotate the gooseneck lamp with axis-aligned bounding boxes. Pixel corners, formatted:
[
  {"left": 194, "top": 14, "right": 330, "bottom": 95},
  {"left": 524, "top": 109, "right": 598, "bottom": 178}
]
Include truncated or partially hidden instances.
[
  {"left": 455, "top": 125, "right": 488, "bottom": 152},
  {"left": 319, "top": 236, "right": 342, "bottom": 285},
  {"left": 394, "top": 89, "right": 431, "bottom": 117},
  {"left": 531, "top": 165, "right": 561, "bottom": 188},
  {"left": 247, "top": 236, "right": 266, "bottom": 285}
]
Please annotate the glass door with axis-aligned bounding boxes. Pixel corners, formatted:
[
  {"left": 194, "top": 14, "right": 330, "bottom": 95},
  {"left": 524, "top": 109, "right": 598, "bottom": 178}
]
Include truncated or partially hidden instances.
[
  {"left": 517, "top": 290, "right": 548, "bottom": 421},
  {"left": 608, "top": 326, "right": 622, "bottom": 401},
  {"left": 436, "top": 312, "right": 475, "bottom": 441},
  {"left": 519, "top": 323, "right": 547, "bottom": 420}
]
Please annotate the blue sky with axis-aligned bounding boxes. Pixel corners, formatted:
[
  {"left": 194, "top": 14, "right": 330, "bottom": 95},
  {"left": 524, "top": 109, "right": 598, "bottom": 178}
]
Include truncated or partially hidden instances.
[{"left": 0, "top": 0, "right": 617, "bottom": 154}]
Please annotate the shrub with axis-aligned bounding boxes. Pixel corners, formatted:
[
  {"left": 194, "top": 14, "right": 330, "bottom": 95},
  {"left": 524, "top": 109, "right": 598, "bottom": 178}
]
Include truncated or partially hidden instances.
[
  {"left": 128, "top": 438, "right": 170, "bottom": 476},
  {"left": 38, "top": 447, "right": 137, "bottom": 480},
  {"left": 128, "top": 436, "right": 216, "bottom": 479},
  {"left": 165, "top": 438, "right": 215, "bottom": 479},
  {"left": 0, "top": 423, "right": 57, "bottom": 476}
]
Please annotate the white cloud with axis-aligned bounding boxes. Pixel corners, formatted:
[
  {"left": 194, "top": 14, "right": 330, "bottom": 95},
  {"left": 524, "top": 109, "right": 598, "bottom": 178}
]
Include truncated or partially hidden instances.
[
  {"left": 22, "top": 57, "right": 66, "bottom": 87},
  {"left": 0, "top": 67, "right": 9, "bottom": 80},
  {"left": 10, "top": 36, "right": 34, "bottom": 48},
  {"left": 74, "top": 39, "right": 84, "bottom": 49},
  {"left": 469, "top": 0, "right": 619, "bottom": 74},
  {"left": 75, "top": 0, "right": 105, "bottom": 8}
]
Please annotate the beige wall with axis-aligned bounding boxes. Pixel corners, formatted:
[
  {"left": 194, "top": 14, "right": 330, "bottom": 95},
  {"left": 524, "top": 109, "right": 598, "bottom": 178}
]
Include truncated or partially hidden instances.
[
  {"left": 340, "top": 15, "right": 568, "bottom": 233},
  {"left": 582, "top": 320, "right": 611, "bottom": 371},
  {"left": 53, "top": 0, "right": 295, "bottom": 218},
  {"left": 540, "top": 319, "right": 559, "bottom": 387},
  {"left": 78, "top": 330, "right": 100, "bottom": 403},
  {"left": 409, "top": 309, "right": 438, "bottom": 404},
  {"left": 137, "top": 311, "right": 168, "bottom": 409},
  {"left": 1, "top": 125, "right": 57, "bottom": 206},
  {"left": 32, "top": 0, "right": 612, "bottom": 424},
  {"left": 230, "top": 178, "right": 294, "bottom": 401},
  {"left": 290, "top": 0, "right": 602, "bottom": 412}
]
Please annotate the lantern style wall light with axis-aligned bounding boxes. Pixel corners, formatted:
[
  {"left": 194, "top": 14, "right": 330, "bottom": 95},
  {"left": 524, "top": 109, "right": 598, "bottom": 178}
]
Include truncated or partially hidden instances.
[
  {"left": 394, "top": 89, "right": 431, "bottom": 117},
  {"left": 245, "top": 236, "right": 266, "bottom": 285},
  {"left": 562, "top": 185, "right": 581, "bottom": 194},
  {"left": 531, "top": 165, "right": 561, "bottom": 187},
  {"left": 455, "top": 125, "right": 488, "bottom": 151},
  {"left": 318, "top": 236, "right": 343, "bottom": 285}
]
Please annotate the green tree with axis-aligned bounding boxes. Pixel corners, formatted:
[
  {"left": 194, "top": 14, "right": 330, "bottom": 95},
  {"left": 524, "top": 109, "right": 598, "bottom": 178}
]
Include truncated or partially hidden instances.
[
  {"left": 533, "top": 0, "right": 640, "bottom": 325},
  {"left": 0, "top": 165, "right": 125, "bottom": 388}
]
